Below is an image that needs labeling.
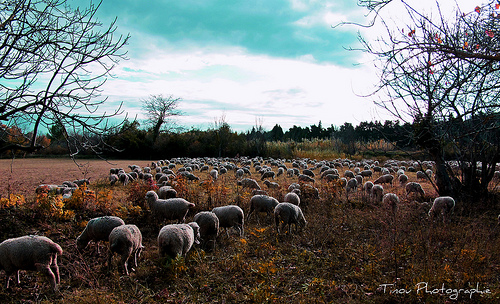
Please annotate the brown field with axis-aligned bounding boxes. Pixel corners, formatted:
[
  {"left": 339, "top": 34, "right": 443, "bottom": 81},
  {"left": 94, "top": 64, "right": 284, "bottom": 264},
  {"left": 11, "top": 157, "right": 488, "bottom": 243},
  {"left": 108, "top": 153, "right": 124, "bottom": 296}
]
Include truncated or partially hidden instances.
[{"left": 0, "top": 157, "right": 499, "bottom": 303}]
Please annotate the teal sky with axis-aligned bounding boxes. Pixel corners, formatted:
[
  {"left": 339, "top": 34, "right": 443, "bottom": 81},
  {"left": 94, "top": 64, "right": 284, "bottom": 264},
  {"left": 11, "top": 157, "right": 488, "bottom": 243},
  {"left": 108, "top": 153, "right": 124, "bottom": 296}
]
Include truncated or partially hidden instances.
[{"left": 67, "top": 0, "right": 405, "bottom": 131}]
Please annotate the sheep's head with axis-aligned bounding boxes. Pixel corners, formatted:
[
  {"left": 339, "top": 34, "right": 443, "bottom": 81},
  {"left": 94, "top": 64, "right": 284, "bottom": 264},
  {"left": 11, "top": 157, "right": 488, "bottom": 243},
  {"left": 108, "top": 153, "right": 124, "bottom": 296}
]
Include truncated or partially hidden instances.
[
  {"left": 189, "top": 222, "right": 201, "bottom": 245},
  {"left": 145, "top": 191, "right": 158, "bottom": 204}
]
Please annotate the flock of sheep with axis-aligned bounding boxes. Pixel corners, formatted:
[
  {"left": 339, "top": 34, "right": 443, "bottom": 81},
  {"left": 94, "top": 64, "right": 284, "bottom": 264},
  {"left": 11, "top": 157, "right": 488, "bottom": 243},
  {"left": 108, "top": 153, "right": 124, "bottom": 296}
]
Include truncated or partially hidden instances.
[{"left": 0, "top": 156, "right": 464, "bottom": 291}]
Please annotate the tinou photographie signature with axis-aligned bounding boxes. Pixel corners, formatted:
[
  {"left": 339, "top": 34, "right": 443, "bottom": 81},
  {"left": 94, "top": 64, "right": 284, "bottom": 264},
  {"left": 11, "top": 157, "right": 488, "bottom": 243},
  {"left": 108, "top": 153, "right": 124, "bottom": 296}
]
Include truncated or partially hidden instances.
[{"left": 378, "top": 282, "right": 491, "bottom": 300}]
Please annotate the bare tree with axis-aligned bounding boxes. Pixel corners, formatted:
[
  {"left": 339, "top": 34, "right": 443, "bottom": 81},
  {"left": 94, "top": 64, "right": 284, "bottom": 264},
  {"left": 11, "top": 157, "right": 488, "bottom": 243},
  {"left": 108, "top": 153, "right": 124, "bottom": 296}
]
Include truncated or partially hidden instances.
[
  {"left": 351, "top": 1, "right": 500, "bottom": 200},
  {"left": 141, "top": 94, "right": 182, "bottom": 144},
  {"left": 0, "top": 0, "right": 130, "bottom": 155}
]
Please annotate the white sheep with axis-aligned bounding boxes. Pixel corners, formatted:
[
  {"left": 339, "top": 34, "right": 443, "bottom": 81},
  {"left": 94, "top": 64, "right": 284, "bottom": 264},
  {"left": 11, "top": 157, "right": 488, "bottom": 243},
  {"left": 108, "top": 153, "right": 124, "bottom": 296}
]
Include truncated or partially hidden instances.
[
  {"left": 263, "top": 180, "right": 280, "bottom": 189},
  {"left": 346, "top": 178, "right": 358, "bottom": 193},
  {"left": 108, "top": 224, "right": 144, "bottom": 276},
  {"left": 76, "top": 216, "right": 125, "bottom": 252},
  {"left": 212, "top": 205, "right": 245, "bottom": 237},
  {"left": 158, "top": 186, "right": 177, "bottom": 199},
  {"left": 298, "top": 174, "right": 315, "bottom": 183},
  {"left": 261, "top": 170, "right": 276, "bottom": 180},
  {"left": 283, "top": 192, "right": 300, "bottom": 206},
  {"left": 363, "top": 181, "right": 374, "bottom": 199},
  {"left": 274, "top": 202, "right": 307, "bottom": 234},
  {"left": 247, "top": 195, "right": 279, "bottom": 223},
  {"left": 145, "top": 191, "right": 195, "bottom": 223},
  {"left": 237, "top": 178, "right": 261, "bottom": 190},
  {"left": 0, "top": 235, "right": 62, "bottom": 290},
  {"left": 398, "top": 174, "right": 408, "bottom": 186},
  {"left": 371, "top": 184, "right": 384, "bottom": 203},
  {"left": 374, "top": 174, "right": 394, "bottom": 186},
  {"left": 406, "top": 182, "right": 425, "bottom": 197},
  {"left": 193, "top": 211, "right": 219, "bottom": 251},
  {"left": 382, "top": 193, "right": 399, "bottom": 214},
  {"left": 158, "top": 222, "right": 201, "bottom": 259},
  {"left": 428, "top": 196, "right": 455, "bottom": 223}
]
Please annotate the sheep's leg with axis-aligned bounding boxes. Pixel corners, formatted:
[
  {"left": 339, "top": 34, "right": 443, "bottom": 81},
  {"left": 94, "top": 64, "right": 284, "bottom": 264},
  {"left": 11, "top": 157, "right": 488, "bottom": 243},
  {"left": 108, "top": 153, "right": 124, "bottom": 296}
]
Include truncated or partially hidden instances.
[
  {"left": 51, "top": 254, "right": 60, "bottom": 285},
  {"left": 15, "top": 270, "right": 20, "bottom": 285},
  {"left": 35, "top": 263, "right": 57, "bottom": 291}
]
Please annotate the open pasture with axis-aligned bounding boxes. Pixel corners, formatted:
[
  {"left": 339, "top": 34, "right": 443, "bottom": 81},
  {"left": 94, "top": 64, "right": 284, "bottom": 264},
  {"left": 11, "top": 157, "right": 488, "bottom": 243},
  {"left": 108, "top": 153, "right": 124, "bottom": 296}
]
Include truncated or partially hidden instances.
[{"left": 0, "top": 157, "right": 499, "bottom": 303}]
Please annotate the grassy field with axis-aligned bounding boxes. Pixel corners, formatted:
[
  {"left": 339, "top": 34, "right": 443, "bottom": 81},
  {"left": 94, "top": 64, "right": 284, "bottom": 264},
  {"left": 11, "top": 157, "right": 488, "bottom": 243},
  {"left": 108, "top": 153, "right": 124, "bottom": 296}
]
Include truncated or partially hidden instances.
[{"left": 0, "top": 157, "right": 499, "bottom": 303}]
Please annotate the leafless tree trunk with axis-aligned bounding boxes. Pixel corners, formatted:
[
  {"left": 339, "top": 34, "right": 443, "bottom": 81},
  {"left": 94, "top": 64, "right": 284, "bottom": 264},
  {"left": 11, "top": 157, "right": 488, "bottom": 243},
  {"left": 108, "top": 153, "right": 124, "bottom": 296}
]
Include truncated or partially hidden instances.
[{"left": 142, "top": 94, "right": 182, "bottom": 144}]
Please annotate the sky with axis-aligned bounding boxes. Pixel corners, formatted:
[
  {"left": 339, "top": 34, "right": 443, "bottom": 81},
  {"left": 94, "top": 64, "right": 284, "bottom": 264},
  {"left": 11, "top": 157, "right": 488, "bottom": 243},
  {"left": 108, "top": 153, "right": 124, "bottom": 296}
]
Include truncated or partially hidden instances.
[{"left": 66, "top": 0, "right": 476, "bottom": 133}]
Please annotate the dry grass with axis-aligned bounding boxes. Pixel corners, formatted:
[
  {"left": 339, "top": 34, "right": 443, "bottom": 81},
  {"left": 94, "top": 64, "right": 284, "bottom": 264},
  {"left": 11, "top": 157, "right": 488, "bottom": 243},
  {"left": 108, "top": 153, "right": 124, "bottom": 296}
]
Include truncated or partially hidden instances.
[{"left": 0, "top": 157, "right": 499, "bottom": 303}]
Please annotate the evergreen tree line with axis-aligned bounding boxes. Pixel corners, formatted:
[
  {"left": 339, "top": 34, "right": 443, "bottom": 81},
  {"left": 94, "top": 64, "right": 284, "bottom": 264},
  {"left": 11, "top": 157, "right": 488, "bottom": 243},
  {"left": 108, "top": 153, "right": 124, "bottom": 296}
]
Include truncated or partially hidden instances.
[{"left": 36, "top": 119, "right": 413, "bottom": 160}]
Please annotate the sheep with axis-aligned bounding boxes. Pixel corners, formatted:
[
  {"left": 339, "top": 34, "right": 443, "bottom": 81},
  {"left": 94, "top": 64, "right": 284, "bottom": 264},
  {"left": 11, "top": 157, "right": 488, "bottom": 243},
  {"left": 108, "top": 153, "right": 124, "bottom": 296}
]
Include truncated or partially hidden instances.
[
  {"left": 109, "top": 174, "right": 119, "bottom": 186},
  {"left": 193, "top": 212, "right": 219, "bottom": 251},
  {"left": 428, "top": 196, "right": 455, "bottom": 223},
  {"left": 209, "top": 169, "right": 218, "bottom": 181},
  {"left": 0, "top": 235, "right": 62, "bottom": 290},
  {"left": 371, "top": 184, "right": 384, "bottom": 203},
  {"left": 360, "top": 170, "right": 373, "bottom": 178},
  {"left": 212, "top": 205, "right": 245, "bottom": 237},
  {"left": 374, "top": 174, "right": 394, "bottom": 186},
  {"left": 158, "top": 222, "right": 201, "bottom": 259},
  {"left": 344, "top": 170, "right": 355, "bottom": 179},
  {"left": 145, "top": 191, "right": 195, "bottom": 223},
  {"left": 178, "top": 171, "right": 200, "bottom": 181},
  {"left": 346, "top": 178, "right": 358, "bottom": 193},
  {"left": 251, "top": 189, "right": 268, "bottom": 196},
  {"left": 261, "top": 170, "right": 276, "bottom": 180},
  {"left": 263, "top": 180, "right": 279, "bottom": 189},
  {"left": 398, "top": 174, "right": 408, "bottom": 186},
  {"left": 363, "top": 181, "right": 374, "bottom": 197},
  {"left": 247, "top": 195, "right": 279, "bottom": 223},
  {"left": 382, "top": 193, "right": 399, "bottom": 214},
  {"left": 416, "top": 171, "right": 427, "bottom": 180},
  {"left": 274, "top": 202, "right": 307, "bottom": 234},
  {"left": 158, "top": 186, "right": 177, "bottom": 199},
  {"left": 76, "top": 216, "right": 125, "bottom": 252},
  {"left": 237, "top": 178, "right": 261, "bottom": 190},
  {"left": 302, "top": 169, "right": 315, "bottom": 178},
  {"left": 108, "top": 224, "right": 144, "bottom": 276},
  {"left": 406, "top": 182, "right": 425, "bottom": 197},
  {"left": 283, "top": 192, "right": 300, "bottom": 206},
  {"left": 298, "top": 174, "right": 315, "bottom": 183}
]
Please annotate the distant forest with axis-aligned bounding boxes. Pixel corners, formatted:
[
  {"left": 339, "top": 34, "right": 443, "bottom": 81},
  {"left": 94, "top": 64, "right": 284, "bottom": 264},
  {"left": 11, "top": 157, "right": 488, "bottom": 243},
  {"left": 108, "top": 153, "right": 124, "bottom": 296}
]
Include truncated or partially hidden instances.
[{"left": 33, "top": 119, "right": 413, "bottom": 160}]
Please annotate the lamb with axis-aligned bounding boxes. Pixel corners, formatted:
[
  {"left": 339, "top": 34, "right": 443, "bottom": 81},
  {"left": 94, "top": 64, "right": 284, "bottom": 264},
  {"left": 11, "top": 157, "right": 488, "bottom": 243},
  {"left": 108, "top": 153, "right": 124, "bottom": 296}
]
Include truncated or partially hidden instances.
[
  {"left": 428, "top": 196, "right": 455, "bottom": 223},
  {"left": 145, "top": 191, "right": 195, "bottom": 223},
  {"left": 212, "top": 205, "right": 245, "bottom": 237},
  {"left": 247, "top": 195, "right": 279, "bottom": 223},
  {"left": 374, "top": 174, "right": 394, "bottom": 186},
  {"left": 274, "top": 202, "right": 307, "bottom": 234},
  {"left": 406, "top": 182, "right": 425, "bottom": 197},
  {"left": 158, "top": 222, "right": 201, "bottom": 259},
  {"left": 0, "top": 235, "right": 62, "bottom": 290},
  {"left": 193, "top": 212, "right": 219, "bottom": 251},
  {"left": 77, "top": 216, "right": 125, "bottom": 252},
  {"left": 283, "top": 192, "right": 300, "bottom": 206},
  {"left": 382, "top": 193, "right": 399, "bottom": 214},
  {"left": 237, "top": 178, "right": 261, "bottom": 190},
  {"left": 108, "top": 224, "right": 144, "bottom": 276}
]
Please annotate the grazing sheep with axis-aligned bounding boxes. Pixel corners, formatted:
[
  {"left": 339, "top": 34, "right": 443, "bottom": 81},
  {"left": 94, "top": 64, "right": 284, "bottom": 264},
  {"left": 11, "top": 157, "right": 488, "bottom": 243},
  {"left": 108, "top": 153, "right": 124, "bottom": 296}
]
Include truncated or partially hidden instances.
[
  {"left": 363, "top": 181, "right": 374, "bottom": 197},
  {"left": 77, "top": 216, "right": 125, "bottom": 252},
  {"left": 209, "top": 169, "right": 218, "bottom": 181},
  {"left": 178, "top": 171, "right": 200, "bottom": 181},
  {"left": 212, "top": 205, "right": 245, "bottom": 237},
  {"left": 235, "top": 169, "right": 244, "bottom": 179},
  {"left": 398, "top": 174, "right": 408, "bottom": 186},
  {"left": 355, "top": 175, "right": 363, "bottom": 186},
  {"left": 247, "top": 195, "right": 279, "bottom": 223},
  {"left": 298, "top": 174, "right": 315, "bottom": 183},
  {"left": 158, "top": 222, "right": 201, "bottom": 259},
  {"left": 119, "top": 173, "right": 130, "bottom": 185},
  {"left": 263, "top": 180, "right": 280, "bottom": 189},
  {"left": 374, "top": 174, "right": 394, "bottom": 186},
  {"left": 346, "top": 178, "right": 358, "bottom": 193},
  {"left": 416, "top": 171, "right": 427, "bottom": 180},
  {"left": 237, "top": 178, "right": 261, "bottom": 190},
  {"left": 0, "top": 235, "right": 62, "bottom": 290},
  {"left": 302, "top": 169, "right": 315, "bottom": 178},
  {"left": 261, "top": 170, "right": 276, "bottom": 180},
  {"left": 371, "top": 184, "right": 384, "bottom": 203},
  {"left": 360, "top": 170, "right": 373, "bottom": 178},
  {"left": 145, "top": 191, "right": 195, "bottom": 223},
  {"left": 193, "top": 212, "right": 219, "bottom": 251},
  {"left": 108, "top": 224, "right": 143, "bottom": 276},
  {"left": 382, "top": 193, "right": 400, "bottom": 214},
  {"left": 428, "top": 196, "right": 455, "bottom": 223},
  {"left": 158, "top": 186, "right": 177, "bottom": 199},
  {"left": 344, "top": 170, "right": 355, "bottom": 179},
  {"left": 274, "top": 203, "right": 307, "bottom": 234},
  {"left": 283, "top": 192, "right": 300, "bottom": 206},
  {"left": 406, "top": 182, "right": 425, "bottom": 197},
  {"left": 109, "top": 174, "right": 119, "bottom": 186}
]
